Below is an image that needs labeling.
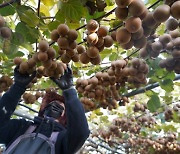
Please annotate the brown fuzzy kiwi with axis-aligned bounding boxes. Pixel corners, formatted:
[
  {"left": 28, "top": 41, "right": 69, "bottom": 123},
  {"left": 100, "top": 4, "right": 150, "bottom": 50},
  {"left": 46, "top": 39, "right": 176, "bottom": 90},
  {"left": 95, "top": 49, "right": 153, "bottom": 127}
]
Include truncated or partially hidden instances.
[
  {"left": 151, "top": 41, "right": 163, "bottom": 52},
  {"left": 67, "top": 29, "right": 78, "bottom": 41},
  {"left": 125, "top": 17, "right": 142, "bottom": 33},
  {"left": 172, "top": 49, "right": 180, "bottom": 58},
  {"left": 132, "top": 27, "right": 144, "bottom": 40},
  {"left": 153, "top": 4, "right": 170, "bottom": 23},
  {"left": 139, "top": 47, "right": 148, "bottom": 58},
  {"left": 169, "top": 29, "right": 180, "bottom": 38},
  {"left": 50, "top": 29, "right": 59, "bottom": 41},
  {"left": 128, "top": 66, "right": 138, "bottom": 76},
  {"left": 104, "top": 36, "right": 113, "bottom": 47},
  {"left": 139, "top": 8, "right": 148, "bottom": 20},
  {"left": 19, "top": 61, "right": 29, "bottom": 73},
  {"left": 165, "top": 18, "right": 179, "bottom": 31},
  {"left": 116, "top": 27, "right": 131, "bottom": 45},
  {"left": 0, "top": 16, "right": 5, "bottom": 28},
  {"left": 90, "top": 54, "right": 101, "bottom": 65},
  {"left": 115, "top": 7, "right": 128, "bottom": 20},
  {"left": 77, "top": 45, "right": 86, "bottom": 54},
  {"left": 150, "top": 49, "right": 160, "bottom": 58},
  {"left": 142, "top": 12, "right": 157, "bottom": 28},
  {"left": 87, "top": 33, "right": 99, "bottom": 45},
  {"left": 159, "top": 34, "right": 171, "bottom": 45},
  {"left": 97, "top": 44, "right": 105, "bottom": 52},
  {"left": 170, "top": 1, "right": 180, "bottom": 19},
  {"left": 87, "top": 46, "right": 99, "bottom": 58},
  {"left": 86, "top": 19, "right": 99, "bottom": 33},
  {"left": 128, "top": 0, "right": 145, "bottom": 17},
  {"left": 133, "top": 36, "right": 147, "bottom": 49},
  {"left": 57, "top": 24, "right": 69, "bottom": 36},
  {"left": 38, "top": 40, "right": 49, "bottom": 52},
  {"left": 131, "top": 58, "right": 140, "bottom": 69},
  {"left": 95, "top": 72, "right": 103, "bottom": 80},
  {"left": 47, "top": 47, "right": 56, "bottom": 59},
  {"left": 49, "top": 60, "right": 57, "bottom": 70},
  {"left": 166, "top": 42, "right": 173, "bottom": 51},
  {"left": 32, "top": 52, "right": 40, "bottom": 63},
  {"left": 121, "top": 39, "right": 133, "bottom": 49},
  {"left": 80, "top": 52, "right": 90, "bottom": 64},
  {"left": 69, "top": 41, "right": 77, "bottom": 50},
  {"left": 143, "top": 26, "right": 152, "bottom": 37},
  {"left": 38, "top": 52, "right": 48, "bottom": 62},
  {"left": 27, "top": 58, "right": 36, "bottom": 68},
  {"left": 42, "top": 59, "right": 53, "bottom": 68},
  {"left": 166, "top": 57, "right": 175, "bottom": 67},
  {"left": 58, "top": 49, "right": 66, "bottom": 56},
  {"left": 111, "top": 31, "right": 117, "bottom": 41},
  {"left": 56, "top": 62, "right": 65, "bottom": 75},
  {"left": 97, "top": 26, "right": 108, "bottom": 37},
  {"left": 115, "top": 0, "right": 132, "bottom": 8},
  {"left": 173, "top": 37, "right": 180, "bottom": 47},
  {"left": 159, "top": 59, "right": 166, "bottom": 68},
  {"left": 71, "top": 53, "right": 80, "bottom": 62},
  {"left": 95, "top": 37, "right": 104, "bottom": 48},
  {"left": 13, "top": 57, "right": 22, "bottom": 66},
  {"left": 57, "top": 37, "right": 69, "bottom": 49},
  {"left": 61, "top": 53, "right": 71, "bottom": 63},
  {"left": 0, "top": 27, "right": 12, "bottom": 39}
]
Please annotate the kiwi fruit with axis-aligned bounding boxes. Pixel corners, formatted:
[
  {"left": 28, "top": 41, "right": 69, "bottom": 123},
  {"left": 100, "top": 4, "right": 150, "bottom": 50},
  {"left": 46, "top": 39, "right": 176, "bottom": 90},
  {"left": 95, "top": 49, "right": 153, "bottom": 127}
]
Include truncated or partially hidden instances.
[
  {"left": 173, "top": 37, "right": 180, "bottom": 47},
  {"left": 61, "top": 53, "right": 71, "bottom": 63},
  {"left": 132, "top": 27, "right": 144, "bottom": 40},
  {"left": 69, "top": 41, "right": 77, "bottom": 50},
  {"left": 57, "top": 24, "right": 69, "bottom": 36},
  {"left": 166, "top": 42, "right": 173, "bottom": 50},
  {"left": 0, "top": 27, "right": 11, "bottom": 39},
  {"left": 27, "top": 58, "right": 36, "bottom": 68},
  {"left": 133, "top": 36, "right": 147, "bottom": 49},
  {"left": 139, "top": 8, "right": 148, "bottom": 20},
  {"left": 77, "top": 45, "right": 86, "bottom": 54},
  {"left": 151, "top": 41, "right": 163, "bottom": 52},
  {"left": 121, "top": 39, "right": 133, "bottom": 49},
  {"left": 104, "top": 36, "right": 113, "bottom": 47},
  {"left": 57, "top": 37, "right": 69, "bottom": 49},
  {"left": 153, "top": 4, "right": 170, "bottom": 23},
  {"left": 125, "top": 17, "right": 142, "bottom": 33},
  {"left": 47, "top": 47, "right": 56, "bottom": 59},
  {"left": 111, "top": 31, "right": 117, "bottom": 41},
  {"left": 97, "top": 26, "right": 108, "bottom": 37},
  {"left": 95, "top": 37, "right": 104, "bottom": 48},
  {"left": 13, "top": 57, "right": 22, "bottom": 66},
  {"left": 90, "top": 54, "right": 101, "bottom": 65},
  {"left": 80, "top": 52, "right": 90, "bottom": 64},
  {"left": 131, "top": 58, "right": 140, "bottom": 69},
  {"left": 159, "top": 59, "right": 166, "bottom": 68},
  {"left": 116, "top": 27, "right": 131, "bottom": 45},
  {"left": 65, "top": 49, "right": 76, "bottom": 58},
  {"left": 87, "top": 33, "right": 99, "bottom": 45},
  {"left": 172, "top": 49, "right": 180, "bottom": 58},
  {"left": 42, "top": 59, "right": 53, "bottom": 68},
  {"left": 115, "top": 0, "right": 132, "bottom": 8},
  {"left": 32, "top": 52, "right": 40, "bottom": 62},
  {"left": 159, "top": 34, "right": 171, "bottom": 45},
  {"left": 67, "top": 29, "right": 78, "bottom": 41},
  {"left": 58, "top": 49, "right": 66, "bottom": 55},
  {"left": 98, "top": 44, "right": 105, "bottom": 52},
  {"left": 71, "top": 53, "right": 80, "bottom": 62},
  {"left": 128, "top": 0, "right": 145, "bottom": 17},
  {"left": 86, "top": 19, "right": 99, "bottom": 33},
  {"left": 169, "top": 29, "right": 180, "bottom": 38},
  {"left": 50, "top": 29, "right": 59, "bottom": 41},
  {"left": 166, "top": 57, "right": 175, "bottom": 67},
  {"left": 38, "top": 40, "right": 49, "bottom": 52},
  {"left": 142, "top": 12, "right": 157, "bottom": 28},
  {"left": 0, "top": 16, "right": 5, "bottom": 28},
  {"left": 143, "top": 26, "right": 152, "bottom": 37},
  {"left": 115, "top": 7, "right": 128, "bottom": 20},
  {"left": 87, "top": 46, "right": 99, "bottom": 58},
  {"left": 139, "top": 47, "right": 148, "bottom": 58},
  {"left": 56, "top": 62, "right": 65, "bottom": 75},
  {"left": 165, "top": 18, "right": 178, "bottom": 31},
  {"left": 170, "top": 1, "right": 180, "bottom": 19},
  {"left": 150, "top": 50, "right": 160, "bottom": 58},
  {"left": 19, "top": 61, "right": 29, "bottom": 73},
  {"left": 38, "top": 52, "right": 48, "bottom": 62},
  {"left": 49, "top": 60, "right": 57, "bottom": 70}
]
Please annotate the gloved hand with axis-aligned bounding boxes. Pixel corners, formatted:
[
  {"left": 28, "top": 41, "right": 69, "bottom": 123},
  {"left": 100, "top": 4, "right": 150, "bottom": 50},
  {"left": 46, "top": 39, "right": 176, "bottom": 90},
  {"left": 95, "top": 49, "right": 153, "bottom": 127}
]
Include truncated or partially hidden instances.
[
  {"left": 51, "top": 66, "right": 73, "bottom": 91},
  {"left": 14, "top": 66, "right": 36, "bottom": 88}
]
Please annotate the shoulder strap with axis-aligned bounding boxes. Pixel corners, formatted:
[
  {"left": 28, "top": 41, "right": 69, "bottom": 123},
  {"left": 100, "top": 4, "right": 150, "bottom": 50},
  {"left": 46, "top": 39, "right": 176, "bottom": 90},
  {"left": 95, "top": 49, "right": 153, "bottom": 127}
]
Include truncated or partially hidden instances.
[
  {"left": 25, "top": 125, "right": 37, "bottom": 134},
  {"left": 49, "top": 132, "right": 59, "bottom": 143}
]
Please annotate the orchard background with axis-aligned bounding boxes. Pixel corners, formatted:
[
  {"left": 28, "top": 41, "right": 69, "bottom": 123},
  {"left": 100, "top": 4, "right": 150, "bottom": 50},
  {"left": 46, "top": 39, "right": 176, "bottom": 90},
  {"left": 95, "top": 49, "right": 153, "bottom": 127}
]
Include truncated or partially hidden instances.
[{"left": 0, "top": 0, "right": 180, "bottom": 153}]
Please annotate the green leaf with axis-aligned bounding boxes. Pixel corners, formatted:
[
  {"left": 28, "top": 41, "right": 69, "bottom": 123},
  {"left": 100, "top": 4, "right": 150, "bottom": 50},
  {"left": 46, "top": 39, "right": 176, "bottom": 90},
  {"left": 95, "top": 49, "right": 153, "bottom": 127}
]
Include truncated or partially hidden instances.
[
  {"left": 147, "top": 95, "right": 161, "bottom": 112},
  {"left": 100, "top": 116, "right": 109, "bottom": 123},
  {"left": 94, "top": 108, "right": 103, "bottom": 116},
  {"left": 3, "top": 39, "right": 18, "bottom": 55},
  {"left": 0, "top": 5, "right": 15, "bottom": 16},
  {"left": 17, "top": 6, "right": 39, "bottom": 27},
  {"left": 48, "top": 21, "right": 60, "bottom": 31},
  {"left": 160, "top": 79, "right": 174, "bottom": 92},
  {"left": 7, "top": 51, "right": 25, "bottom": 59},
  {"left": 0, "top": 52, "right": 8, "bottom": 61},
  {"left": 59, "top": 0, "right": 84, "bottom": 22},
  {"left": 109, "top": 52, "right": 118, "bottom": 61}
]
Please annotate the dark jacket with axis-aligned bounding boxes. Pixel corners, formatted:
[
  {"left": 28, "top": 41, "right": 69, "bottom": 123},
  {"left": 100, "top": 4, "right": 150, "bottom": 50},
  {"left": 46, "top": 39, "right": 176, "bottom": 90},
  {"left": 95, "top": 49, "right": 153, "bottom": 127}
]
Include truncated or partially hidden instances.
[{"left": 0, "top": 83, "right": 90, "bottom": 154}]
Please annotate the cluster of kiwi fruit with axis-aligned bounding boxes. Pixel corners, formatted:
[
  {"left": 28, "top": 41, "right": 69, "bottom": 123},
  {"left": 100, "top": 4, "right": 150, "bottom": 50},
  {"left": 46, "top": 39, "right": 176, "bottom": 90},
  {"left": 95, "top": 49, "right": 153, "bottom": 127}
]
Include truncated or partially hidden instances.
[
  {"left": 85, "top": 0, "right": 107, "bottom": 15},
  {"left": 137, "top": 115, "right": 156, "bottom": 128},
  {"left": 79, "top": 19, "right": 113, "bottom": 65},
  {"left": 13, "top": 39, "right": 67, "bottom": 87},
  {"left": 0, "top": 15, "right": 12, "bottom": 39},
  {"left": 76, "top": 58, "right": 149, "bottom": 111},
  {"left": 23, "top": 91, "right": 43, "bottom": 104},
  {"left": 133, "top": 102, "right": 147, "bottom": 112},
  {"left": 50, "top": 24, "right": 80, "bottom": 64},
  {"left": 164, "top": 104, "right": 180, "bottom": 121},
  {"left": 127, "top": 133, "right": 180, "bottom": 153},
  {"left": 0, "top": 75, "right": 13, "bottom": 93}
]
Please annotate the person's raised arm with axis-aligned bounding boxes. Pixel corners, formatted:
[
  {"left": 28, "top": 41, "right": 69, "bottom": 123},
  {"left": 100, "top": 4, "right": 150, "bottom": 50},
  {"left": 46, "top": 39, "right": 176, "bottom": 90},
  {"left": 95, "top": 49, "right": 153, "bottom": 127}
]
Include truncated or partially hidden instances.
[
  {"left": 51, "top": 66, "right": 90, "bottom": 153},
  {"left": 0, "top": 66, "right": 36, "bottom": 125}
]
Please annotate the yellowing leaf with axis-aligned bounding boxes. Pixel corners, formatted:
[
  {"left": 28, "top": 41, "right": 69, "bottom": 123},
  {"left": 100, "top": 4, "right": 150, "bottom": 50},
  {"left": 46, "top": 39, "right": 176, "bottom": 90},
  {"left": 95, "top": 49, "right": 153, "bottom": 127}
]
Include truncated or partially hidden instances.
[
  {"left": 40, "top": 4, "right": 50, "bottom": 16},
  {"left": 41, "top": 0, "right": 55, "bottom": 6}
]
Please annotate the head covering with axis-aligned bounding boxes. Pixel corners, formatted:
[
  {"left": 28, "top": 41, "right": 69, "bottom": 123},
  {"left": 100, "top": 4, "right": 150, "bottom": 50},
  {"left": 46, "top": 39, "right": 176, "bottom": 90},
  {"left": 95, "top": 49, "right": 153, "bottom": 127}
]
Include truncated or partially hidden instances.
[{"left": 38, "top": 91, "right": 66, "bottom": 126}]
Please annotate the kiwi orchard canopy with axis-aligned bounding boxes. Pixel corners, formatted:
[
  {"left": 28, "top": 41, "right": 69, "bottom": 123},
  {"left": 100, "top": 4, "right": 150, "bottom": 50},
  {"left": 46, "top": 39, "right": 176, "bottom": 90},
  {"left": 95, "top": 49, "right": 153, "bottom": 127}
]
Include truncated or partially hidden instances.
[{"left": 0, "top": 0, "right": 180, "bottom": 153}]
